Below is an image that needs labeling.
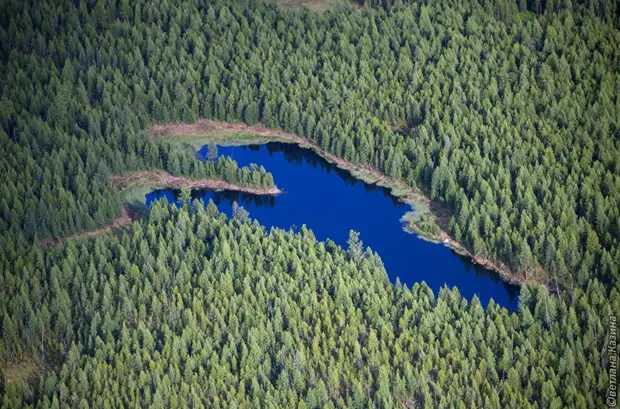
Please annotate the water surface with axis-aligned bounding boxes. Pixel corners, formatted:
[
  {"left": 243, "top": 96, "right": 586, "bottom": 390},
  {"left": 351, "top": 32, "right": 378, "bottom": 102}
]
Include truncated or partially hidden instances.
[{"left": 147, "top": 143, "right": 520, "bottom": 310}]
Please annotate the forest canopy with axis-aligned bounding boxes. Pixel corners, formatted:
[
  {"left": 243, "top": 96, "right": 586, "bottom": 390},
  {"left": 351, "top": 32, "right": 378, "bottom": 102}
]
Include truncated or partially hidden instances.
[
  {"left": 1, "top": 0, "right": 618, "bottom": 288},
  {"left": 0, "top": 0, "right": 619, "bottom": 407},
  {"left": 1, "top": 200, "right": 618, "bottom": 408}
]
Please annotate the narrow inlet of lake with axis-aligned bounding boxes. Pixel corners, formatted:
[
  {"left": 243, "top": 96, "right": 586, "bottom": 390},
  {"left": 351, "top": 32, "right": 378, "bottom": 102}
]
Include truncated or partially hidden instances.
[{"left": 146, "top": 142, "right": 520, "bottom": 311}]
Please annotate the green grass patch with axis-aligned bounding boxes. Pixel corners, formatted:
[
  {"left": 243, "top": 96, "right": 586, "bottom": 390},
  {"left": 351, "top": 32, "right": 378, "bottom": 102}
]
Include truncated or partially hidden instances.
[
  {"left": 401, "top": 207, "right": 441, "bottom": 237},
  {"left": 159, "top": 130, "right": 276, "bottom": 149},
  {"left": 348, "top": 168, "right": 381, "bottom": 184},
  {"left": 122, "top": 184, "right": 160, "bottom": 209}
]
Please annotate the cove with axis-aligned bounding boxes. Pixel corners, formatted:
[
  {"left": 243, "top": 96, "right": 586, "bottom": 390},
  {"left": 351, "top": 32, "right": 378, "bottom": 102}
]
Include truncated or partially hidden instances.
[{"left": 146, "top": 142, "right": 520, "bottom": 311}]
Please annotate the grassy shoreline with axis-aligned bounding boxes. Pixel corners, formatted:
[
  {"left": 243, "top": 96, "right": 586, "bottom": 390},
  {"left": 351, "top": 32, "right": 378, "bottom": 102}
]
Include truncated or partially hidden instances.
[
  {"left": 39, "top": 170, "right": 280, "bottom": 248},
  {"left": 110, "top": 170, "right": 282, "bottom": 196},
  {"left": 151, "top": 119, "right": 531, "bottom": 288}
]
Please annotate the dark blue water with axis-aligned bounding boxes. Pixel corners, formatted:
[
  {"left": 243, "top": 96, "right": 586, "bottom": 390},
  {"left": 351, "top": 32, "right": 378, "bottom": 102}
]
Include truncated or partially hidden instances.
[{"left": 147, "top": 143, "right": 519, "bottom": 310}]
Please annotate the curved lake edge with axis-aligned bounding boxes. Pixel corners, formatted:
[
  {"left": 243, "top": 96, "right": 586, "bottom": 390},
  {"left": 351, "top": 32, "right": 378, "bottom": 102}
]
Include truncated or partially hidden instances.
[
  {"left": 38, "top": 170, "right": 281, "bottom": 248},
  {"left": 151, "top": 119, "right": 531, "bottom": 290}
]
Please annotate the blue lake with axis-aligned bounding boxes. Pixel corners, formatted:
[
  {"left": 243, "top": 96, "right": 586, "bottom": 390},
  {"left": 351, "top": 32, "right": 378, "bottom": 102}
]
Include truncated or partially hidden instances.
[{"left": 146, "top": 142, "right": 520, "bottom": 310}]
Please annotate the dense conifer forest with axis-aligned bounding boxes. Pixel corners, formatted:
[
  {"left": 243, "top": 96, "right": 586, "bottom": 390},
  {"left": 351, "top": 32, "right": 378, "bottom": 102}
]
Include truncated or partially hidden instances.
[
  {"left": 1, "top": 0, "right": 619, "bottom": 407},
  {"left": 1, "top": 201, "right": 618, "bottom": 408},
  {"left": 2, "top": 0, "right": 619, "bottom": 285}
]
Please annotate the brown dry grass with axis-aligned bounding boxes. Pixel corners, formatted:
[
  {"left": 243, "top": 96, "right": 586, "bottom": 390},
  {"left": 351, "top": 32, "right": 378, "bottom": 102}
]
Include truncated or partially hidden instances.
[
  {"left": 110, "top": 170, "right": 282, "bottom": 195},
  {"left": 389, "top": 123, "right": 412, "bottom": 135},
  {"left": 40, "top": 207, "right": 133, "bottom": 249},
  {"left": 264, "top": 0, "right": 356, "bottom": 13},
  {"left": 39, "top": 163, "right": 281, "bottom": 250}
]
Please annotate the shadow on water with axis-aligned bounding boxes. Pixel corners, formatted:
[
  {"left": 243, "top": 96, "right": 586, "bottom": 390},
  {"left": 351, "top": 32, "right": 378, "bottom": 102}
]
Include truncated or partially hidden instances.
[
  {"left": 149, "top": 142, "right": 520, "bottom": 311},
  {"left": 207, "top": 190, "right": 276, "bottom": 208},
  {"left": 262, "top": 142, "right": 403, "bottom": 205},
  {"left": 452, "top": 249, "right": 521, "bottom": 302}
]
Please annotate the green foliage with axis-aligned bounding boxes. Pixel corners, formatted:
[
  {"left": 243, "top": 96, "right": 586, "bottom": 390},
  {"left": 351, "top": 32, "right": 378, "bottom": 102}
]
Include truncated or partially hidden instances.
[
  {"left": 1, "top": 0, "right": 619, "bottom": 407},
  {"left": 0, "top": 202, "right": 616, "bottom": 408},
  {"left": 2, "top": 0, "right": 617, "bottom": 287},
  {"left": 410, "top": 214, "right": 441, "bottom": 237}
]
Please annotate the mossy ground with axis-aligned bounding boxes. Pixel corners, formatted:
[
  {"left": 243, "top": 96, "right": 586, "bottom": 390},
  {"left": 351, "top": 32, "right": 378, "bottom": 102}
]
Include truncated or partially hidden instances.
[{"left": 1, "top": 359, "right": 55, "bottom": 390}]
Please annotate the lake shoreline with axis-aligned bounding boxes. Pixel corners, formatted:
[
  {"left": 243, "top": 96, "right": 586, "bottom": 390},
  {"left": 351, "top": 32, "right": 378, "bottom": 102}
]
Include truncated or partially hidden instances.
[
  {"left": 110, "top": 169, "right": 282, "bottom": 195},
  {"left": 151, "top": 119, "right": 532, "bottom": 289},
  {"left": 39, "top": 169, "right": 281, "bottom": 248}
]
